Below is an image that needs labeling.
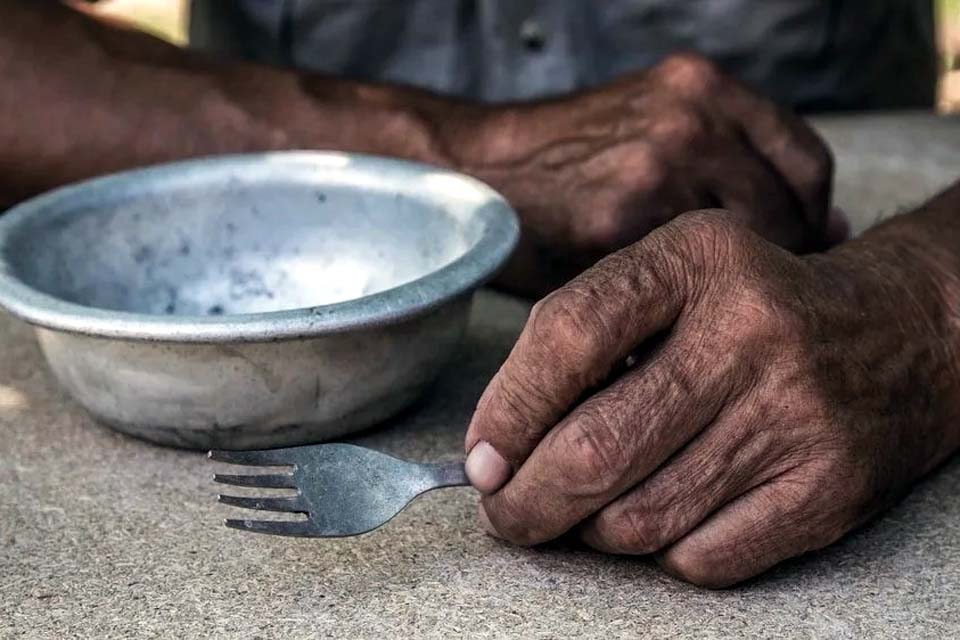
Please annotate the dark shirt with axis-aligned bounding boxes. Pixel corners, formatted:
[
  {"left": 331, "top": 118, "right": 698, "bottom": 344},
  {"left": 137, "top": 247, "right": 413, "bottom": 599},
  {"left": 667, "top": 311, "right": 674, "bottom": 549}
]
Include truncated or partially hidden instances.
[{"left": 189, "top": 0, "right": 938, "bottom": 111}]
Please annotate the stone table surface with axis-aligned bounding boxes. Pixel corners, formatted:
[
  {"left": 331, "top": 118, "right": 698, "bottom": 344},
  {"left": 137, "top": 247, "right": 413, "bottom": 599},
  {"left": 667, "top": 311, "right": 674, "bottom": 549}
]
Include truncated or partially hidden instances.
[{"left": 2, "top": 113, "right": 960, "bottom": 639}]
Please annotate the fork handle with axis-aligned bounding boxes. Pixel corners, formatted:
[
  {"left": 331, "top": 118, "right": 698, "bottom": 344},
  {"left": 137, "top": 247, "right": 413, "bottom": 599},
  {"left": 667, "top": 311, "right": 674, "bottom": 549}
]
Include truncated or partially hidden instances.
[{"left": 423, "top": 461, "right": 470, "bottom": 488}]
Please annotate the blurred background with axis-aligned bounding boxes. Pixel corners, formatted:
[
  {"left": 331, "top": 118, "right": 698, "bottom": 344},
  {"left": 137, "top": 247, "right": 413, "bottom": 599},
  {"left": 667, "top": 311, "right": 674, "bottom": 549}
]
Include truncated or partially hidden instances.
[
  {"left": 91, "top": 0, "right": 960, "bottom": 113},
  {"left": 942, "top": 0, "right": 960, "bottom": 110}
]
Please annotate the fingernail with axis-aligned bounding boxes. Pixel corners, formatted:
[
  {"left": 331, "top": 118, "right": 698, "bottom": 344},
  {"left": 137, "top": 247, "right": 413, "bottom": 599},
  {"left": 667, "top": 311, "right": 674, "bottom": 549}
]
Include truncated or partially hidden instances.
[
  {"left": 464, "top": 440, "right": 512, "bottom": 494},
  {"left": 477, "top": 504, "right": 502, "bottom": 539}
]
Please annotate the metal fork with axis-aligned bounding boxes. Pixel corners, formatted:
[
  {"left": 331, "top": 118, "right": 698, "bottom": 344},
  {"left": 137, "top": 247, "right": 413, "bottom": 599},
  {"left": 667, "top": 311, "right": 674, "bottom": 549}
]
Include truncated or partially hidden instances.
[{"left": 209, "top": 443, "right": 469, "bottom": 537}]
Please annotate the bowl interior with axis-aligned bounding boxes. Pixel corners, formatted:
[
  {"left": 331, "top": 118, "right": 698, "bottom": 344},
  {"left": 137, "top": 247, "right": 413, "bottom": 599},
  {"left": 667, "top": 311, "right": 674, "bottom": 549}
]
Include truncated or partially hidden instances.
[{"left": 4, "top": 157, "right": 483, "bottom": 317}]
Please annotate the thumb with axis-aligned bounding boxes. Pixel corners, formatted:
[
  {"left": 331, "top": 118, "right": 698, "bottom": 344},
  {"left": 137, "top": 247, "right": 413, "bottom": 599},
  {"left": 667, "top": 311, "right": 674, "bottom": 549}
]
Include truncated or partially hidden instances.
[{"left": 464, "top": 211, "right": 716, "bottom": 493}]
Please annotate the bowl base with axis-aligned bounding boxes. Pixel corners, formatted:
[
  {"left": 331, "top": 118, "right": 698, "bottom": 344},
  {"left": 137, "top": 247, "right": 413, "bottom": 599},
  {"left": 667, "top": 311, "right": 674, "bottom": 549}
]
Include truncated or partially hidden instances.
[{"left": 92, "top": 384, "right": 426, "bottom": 450}]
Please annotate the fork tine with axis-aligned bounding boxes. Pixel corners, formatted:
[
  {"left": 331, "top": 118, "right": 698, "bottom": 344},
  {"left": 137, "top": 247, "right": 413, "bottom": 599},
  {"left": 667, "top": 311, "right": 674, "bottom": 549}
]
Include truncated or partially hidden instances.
[
  {"left": 213, "top": 473, "right": 297, "bottom": 489},
  {"left": 217, "top": 494, "right": 307, "bottom": 513},
  {"left": 225, "top": 518, "right": 320, "bottom": 537},
  {"left": 208, "top": 449, "right": 294, "bottom": 467}
]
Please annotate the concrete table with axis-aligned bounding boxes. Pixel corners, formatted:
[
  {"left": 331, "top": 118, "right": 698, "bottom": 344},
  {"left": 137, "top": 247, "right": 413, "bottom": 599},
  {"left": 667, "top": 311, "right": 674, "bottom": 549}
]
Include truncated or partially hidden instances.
[{"left": 2, "top": 113, "right": 959, "bottom": 639}]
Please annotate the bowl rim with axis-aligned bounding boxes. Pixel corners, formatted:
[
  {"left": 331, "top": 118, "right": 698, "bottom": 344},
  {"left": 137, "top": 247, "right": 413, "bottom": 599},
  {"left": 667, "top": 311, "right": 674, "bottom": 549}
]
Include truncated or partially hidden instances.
[{"left": 0, "top": 151, "right": 519, "bottom": 343}]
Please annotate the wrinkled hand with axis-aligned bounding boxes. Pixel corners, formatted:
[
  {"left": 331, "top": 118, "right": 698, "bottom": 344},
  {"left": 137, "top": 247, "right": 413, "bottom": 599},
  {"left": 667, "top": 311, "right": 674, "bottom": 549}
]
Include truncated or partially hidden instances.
[
  {"left": 464, "top": 211, "right": 960, "bottom": 587},
  {"left": 461, "top": 54, "right": 840, "bottom": 297}
]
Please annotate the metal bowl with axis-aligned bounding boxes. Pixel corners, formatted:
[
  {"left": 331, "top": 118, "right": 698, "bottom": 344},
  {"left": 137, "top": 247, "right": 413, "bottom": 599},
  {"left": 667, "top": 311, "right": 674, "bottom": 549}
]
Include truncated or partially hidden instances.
[{"left": 0, "top": 152, "right": 519, "bottom": 449}]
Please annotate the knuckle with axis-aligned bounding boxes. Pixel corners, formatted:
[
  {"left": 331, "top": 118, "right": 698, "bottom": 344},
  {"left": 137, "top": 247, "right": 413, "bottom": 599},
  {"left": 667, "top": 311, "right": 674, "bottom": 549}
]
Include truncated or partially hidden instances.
[
  {"left": 778, "top": 480, "right": 845, "bottom": 551},
  {"left": 670, "top": 210, "right": 750, "bottom": 267},
  {"left": 621, "top": 246, "right": 676, "bottom": 295},
  {"left": 559, "top": 405, "right": 631, "bottom": 496},
  {"left": 610, "top": 214, "right": 719, "bottom": 310},
  {"left": 792, "top": 141, "right": 834, "bottom": 200},
  {"left": 675, "top": 209, "right": 739, "bottom": 241},
  {"left": 759, "top": 467, "right": 857, "bottom": 553},
  {"left": 651, "top": 107, "right": 710, "bottom": 147},
  {"left": 705, "top": 205, "right": 745, "bottom": 230},
  {"left": 616, "top": 229, "right": 699, "bottom": 309},
  {"left": 485, "top": 368, "right": 553, "bottom": 444},
  {"left": 654, "top": 52, "right": 725, "bottom": 98},
  {"left": 593, "top": 500, "right": 667, "bottom": 554},
  {"left": 530, "top": 288, "right": 614, "bottom": 369},
  {"left": 660, "top": 546, "right": 732, "bottom": 589}
]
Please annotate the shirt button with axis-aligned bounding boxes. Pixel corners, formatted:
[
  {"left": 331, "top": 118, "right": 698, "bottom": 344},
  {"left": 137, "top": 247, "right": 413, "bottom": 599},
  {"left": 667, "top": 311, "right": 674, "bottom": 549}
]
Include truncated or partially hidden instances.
[{"left": 520, "top": 18, "right": 546, "bottom": 52}]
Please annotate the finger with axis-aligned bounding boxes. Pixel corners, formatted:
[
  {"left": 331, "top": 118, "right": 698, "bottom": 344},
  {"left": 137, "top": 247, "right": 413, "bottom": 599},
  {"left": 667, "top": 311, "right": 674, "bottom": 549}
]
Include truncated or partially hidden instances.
[
  {"left": 636, "top": 99, "right": 803, "bottom": 247},
  {"left": 825, "top": 206, "right": 850, "bottom": 246},
  {"left": 464, "top": 219, "right": 705, "bottom": 492},
  {"left": 653, "top": 55, "right": 833, "bottom": 243},
  {"left": 717, "top": 87, "right": 833, "bottom": 245},
  {"left": 702, "top": 148, "right": 806, "bottom": 250},
  {"left": 480, "top": 325, "right": 736, "bottom": 546},
  {"left": 657, "top": 469, "right": 858, "bottom": 589},
  {"left": 579, "top": 394, "right": 787, "bottom": 555}
]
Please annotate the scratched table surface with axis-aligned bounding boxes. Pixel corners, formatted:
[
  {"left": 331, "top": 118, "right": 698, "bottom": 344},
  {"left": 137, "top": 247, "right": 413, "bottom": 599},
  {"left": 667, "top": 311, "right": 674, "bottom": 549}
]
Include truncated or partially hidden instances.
[{"left": 2, "top": 113, "right": 959, "bottom": 639}]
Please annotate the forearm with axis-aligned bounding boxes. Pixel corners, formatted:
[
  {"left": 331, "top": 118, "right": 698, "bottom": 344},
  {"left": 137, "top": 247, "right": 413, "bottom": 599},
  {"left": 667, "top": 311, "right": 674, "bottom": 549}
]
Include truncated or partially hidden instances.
[
  {"left": 0, "top": 1, "right": 480, "bottom": 206},
  {"left": 828, "top": 181, "right": 960, "bottom": 471}
]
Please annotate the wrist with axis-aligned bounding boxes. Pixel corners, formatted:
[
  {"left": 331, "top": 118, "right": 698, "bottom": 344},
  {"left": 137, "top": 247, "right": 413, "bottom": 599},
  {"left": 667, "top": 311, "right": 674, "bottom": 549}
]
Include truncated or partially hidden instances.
[
  {"left": 813, "top": 205, "right": 960, "bottom": 470},
  {"left": 208, "top": 63, "right": 481, "bottom": 167},
  {"left": 449, "top": 104, "right": 539, "bottom": 167},
  {"left": 821, "top": 218, "right": 960, "bottom": 347},
  {"left": 445, "top": 104, "right": 558, "bottom": 218},
  {"left": 302, "top": 82, "right": 472, "bottom": 167},
  {"left": 833, "top": 198, "right": 960, "bottom": 325}
]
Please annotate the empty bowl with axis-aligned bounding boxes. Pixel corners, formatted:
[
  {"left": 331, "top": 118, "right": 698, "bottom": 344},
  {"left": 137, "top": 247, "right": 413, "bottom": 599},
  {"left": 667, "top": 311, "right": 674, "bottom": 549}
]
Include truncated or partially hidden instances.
[{"left": 0, "top": 152, "right": 518, "bottom": 449}]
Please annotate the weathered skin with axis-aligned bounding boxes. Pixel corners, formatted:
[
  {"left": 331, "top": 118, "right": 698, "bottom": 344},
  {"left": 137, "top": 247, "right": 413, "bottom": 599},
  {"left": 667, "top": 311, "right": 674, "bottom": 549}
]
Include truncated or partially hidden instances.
[
  {"left": 466, "top": 193, "right": 960, "bottom": 587},
  {"left": 1, "top": 3, "right": 834, "bottom": 296},
  {"left": 9, "top": 1, "right": 931, "bottom": 589}
]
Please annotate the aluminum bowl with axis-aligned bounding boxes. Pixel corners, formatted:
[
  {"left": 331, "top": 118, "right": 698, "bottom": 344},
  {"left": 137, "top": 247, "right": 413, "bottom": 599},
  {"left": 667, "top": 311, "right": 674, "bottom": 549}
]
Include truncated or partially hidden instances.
[{"left": 0, "top": 152, "right": 519, "bottom": 449}]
